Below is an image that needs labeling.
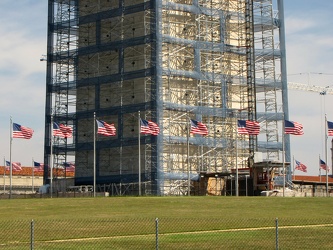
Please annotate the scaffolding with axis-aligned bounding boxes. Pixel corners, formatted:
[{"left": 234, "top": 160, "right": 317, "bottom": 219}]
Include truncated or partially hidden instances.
[{"left": 44, "top": 0, "right": 288, "bottom": 195}]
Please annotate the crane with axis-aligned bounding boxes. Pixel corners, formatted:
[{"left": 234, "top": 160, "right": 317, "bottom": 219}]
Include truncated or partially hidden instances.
[
  {"left": 287, "top": 72, "right": 333, "bottom": 95},
  {"left": 288, "top": 82, "right": 333, "bottom": 95}
]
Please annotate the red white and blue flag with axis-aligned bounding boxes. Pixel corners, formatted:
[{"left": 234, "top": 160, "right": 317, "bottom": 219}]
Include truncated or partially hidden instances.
[
  {"left": 96, "top": 120, "right": 116, "bottom": 136},
  {"left": 140, "top": 119, "right": 160, "bottom": 135},
  {"left": 53, "top": 122, "right": 73, "bottom": 138},
  {"left": 12, "top": 123, "right": 34, "bottom": 139},
  {"left": 5, "top": 161, "right": 10, "bottom": 171},
  {"left": 190, "top": 119, "right": 208, "bottom": 136},
  {"left": 6, "top": 161, "right": 22, "bottom": 171},
  {"left": 64, "top": 162, "right": 75, "bottom": 172},
  {"left": 33, "top": 161, "right": 44, "bottom": 172},
  {"left": 237, "top": 120, "right": 260, "bottom": 135},
  {"left": 327, "top": 121, "right": 333, "bottom": 136},
  {"left": 295, "top": 160, "right": 307, "bottom": 173},
  {"left": 320, "top": 159, "right": 330, "bottom": 171},
  {"left": 284, "top": 120, "right": 304, "bottom": 135}
]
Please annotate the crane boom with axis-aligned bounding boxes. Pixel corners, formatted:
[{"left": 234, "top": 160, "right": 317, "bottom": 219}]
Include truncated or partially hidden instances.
[{"left": 288, "top": 82, "right": 333, "bottom": 95}]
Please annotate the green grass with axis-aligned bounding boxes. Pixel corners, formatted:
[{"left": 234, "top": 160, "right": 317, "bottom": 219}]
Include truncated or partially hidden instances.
[
  {"left": 1, "top": 196, "right": 332, "bottom": 220},
  {"left": 0, "top": 197, "right": 332, "bottom": 249}
]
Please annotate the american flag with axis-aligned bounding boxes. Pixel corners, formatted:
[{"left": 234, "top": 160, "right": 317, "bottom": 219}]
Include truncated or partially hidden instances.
[
  {"left": 295, "top": 160, "right": 307, "bottom": 173},
  {"left": 140, "top": 119, "right": 160, "bottom": 136},
  {"left": 284, "top": 120, "right": 304, "bottom": 135},
  {"left": 237, "top": 120, "right": 260, "bottom": 135},
  {"left": 320, "top": 159, "right": 330, "bottom": 171},
  {"left": 6, "top": 161, "right": 22, "bottom": 171},
  {"left": 64, "top": 162, "right": 75, "bottom": 172},
  {"left": 33, "top": 161, "right": 44, "bottom": 172},
  {"left": 190, "top": 119, "right": 208, "bottom": 136},
  {"left": 96, "top": 120, "right": 116, "bottom": 136},
  {"left": 327, "top": 121, "right": 333, "bottom": 136},
  {"left": 53, "top": 122, "right": 63, "bottom": 137},
  {"left": 53, "top": 122, "right": 73, "bottom": 138},
  {"left": 5, "top": 161, "right": 10, "bottom": 171},
  {"left": 12, "top": 123, "right": 34, "bottom": 139}
]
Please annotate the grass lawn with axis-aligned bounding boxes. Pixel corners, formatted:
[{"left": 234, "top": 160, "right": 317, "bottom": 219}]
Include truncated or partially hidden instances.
[
  {"left": 0, "top": 196, "right": 332, "bottom": 220},
  {"left": 0, "top": 197, "right": 332, "bottom": 249}
]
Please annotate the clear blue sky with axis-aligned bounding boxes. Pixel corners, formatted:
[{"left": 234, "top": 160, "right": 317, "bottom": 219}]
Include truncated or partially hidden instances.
[{"left": 0, "top": 1, "right": 332, "bottom": 176}]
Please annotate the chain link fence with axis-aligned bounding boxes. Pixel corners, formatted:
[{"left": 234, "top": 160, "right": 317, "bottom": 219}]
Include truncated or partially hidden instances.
[{"left": 1, "top": 217, "right": 332, "bottom": 249}]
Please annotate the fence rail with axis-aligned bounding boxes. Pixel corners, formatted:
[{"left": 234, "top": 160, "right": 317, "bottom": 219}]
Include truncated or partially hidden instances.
[{"left": 1, "top": 218, "right": 333, "bottom": 249}]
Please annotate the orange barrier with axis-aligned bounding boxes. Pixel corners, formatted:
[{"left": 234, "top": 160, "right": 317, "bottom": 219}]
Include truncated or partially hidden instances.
[{"left": 0, "top": 167, "right": 74, "bottom": 177}]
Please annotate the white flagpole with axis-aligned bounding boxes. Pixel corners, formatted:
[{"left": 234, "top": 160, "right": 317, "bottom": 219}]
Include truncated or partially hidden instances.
[
  {"left": 235, "top": 109, "right": 246, "bottom": 195},
  {"left": 138, "top": 111, "right": 141, "bottom": 196},
  {"left": 282, "top": 119, "right": 285, "bottom": 197},
  {"left": 319, "top": 154, "right": 322, "bottom": 183},
  {"left": 292, "top": 155, "right": 295, "bottom": 181},
  {"left": 93, "top": 112, "right": 96, "bottom": 197},
  {"left": 50, "top": 116, "right": 53, "bottom": 198},
  {"left": 187, "top": 119, "right": 190, "bottom": 196},
  {"left": 9, "top": 116, "right": 13, "bottom": 199},
  {"left": 235, "top": 119, "right": 239, "bottom": 196},
  {"left": 3, "top": 157, "right": 6, "bottom": 193},
  {"left": 325, "top": 114, "right": 328, "bottom": 196},
  {"left": 32, "top": 158, "right": 34, "bottom": 193}
]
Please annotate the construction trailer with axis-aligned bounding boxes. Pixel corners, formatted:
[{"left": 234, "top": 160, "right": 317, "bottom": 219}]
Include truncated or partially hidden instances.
[{"left": 44, "top": 0, "right": 290, "bottom": 195}]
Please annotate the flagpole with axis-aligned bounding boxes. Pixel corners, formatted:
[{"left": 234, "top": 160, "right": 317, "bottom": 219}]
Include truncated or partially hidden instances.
[
  {"left": 32, "top": 158, "right": 34, "bottom": 193},
  {"left": 282, "top": 119, "right": 285, "bottom": 197},
  {"left": 319, "top": 155, "right": 322, "bottom": 183},
  {"left": 138, "top": 111, "right": 141, "bottom": 196},
  {"left": 292, "top": 155, "right": 295, "bottom": 181},
  {"left": 235, "top": 108, "right": 247, "bottom": 196},
  {"left": 331, "top": 138, "right": 333, "bottom": 177},
  {"left": 325, "top": 114, "right": 328, "bottom": 196},
  {"left": 235, "top": 118, "right": 239, "bottom": 197},
  {"left": 3, "top": 157, "right": 5, "bottom": 193},
  {"left": 93, "top": 112, "right": 96, "bottom": 197},
  {"left": 187, "top": 118, "right": 190, "bottom": 196},
  {"left": 50, "top": 116, "right": 53, "bottom": 198},
  {"left": 9, "top": 116, "right": 13, "bottom": 199}
]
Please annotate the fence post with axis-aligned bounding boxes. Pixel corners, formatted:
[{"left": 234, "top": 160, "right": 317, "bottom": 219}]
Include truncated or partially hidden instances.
[
  {"left": 30, "top": 219, "right": 34, "bottom": 250},
  {"left": 155, "top": 218, "right": 159, "bottom": 250},
  {"left": 275, "top": 218, "right": 279, "bottom": 250}
]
